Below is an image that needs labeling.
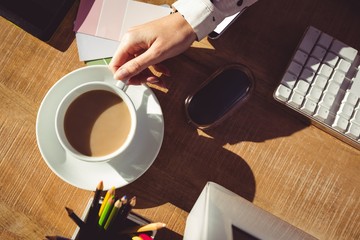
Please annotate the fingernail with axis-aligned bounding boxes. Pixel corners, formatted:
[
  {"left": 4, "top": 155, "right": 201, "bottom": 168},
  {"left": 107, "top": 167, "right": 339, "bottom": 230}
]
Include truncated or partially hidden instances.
[
  {"left": 114, "top": 68, "right": 129, "bottom": 80},
  {"left": 147, "top": 78, "right": 159, "bottom": 84}
]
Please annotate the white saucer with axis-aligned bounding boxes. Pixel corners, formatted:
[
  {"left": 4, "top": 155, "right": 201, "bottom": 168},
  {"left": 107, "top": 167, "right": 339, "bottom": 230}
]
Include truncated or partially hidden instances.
[{"left": 36, "top": 65, "right": 164, "bottom": 190}]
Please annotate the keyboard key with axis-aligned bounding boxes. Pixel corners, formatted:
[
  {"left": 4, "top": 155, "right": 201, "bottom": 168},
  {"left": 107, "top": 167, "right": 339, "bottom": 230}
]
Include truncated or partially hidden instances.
[
  {"left": 318, "top": 64, "right": 333, "bottom": 78},
  {"left": 330, "top": 39, "right": 358, "bottom": 62},
  {"left": 332, "top": 115, "right": 349, "bottom": 132},
  {"left": 288, "top": 61, "right": 303, "bottom": 77},
  {"left": 346, "top": 122, "right": 360, "bottom": 139},
  {"left": 293, "top": 50, "right": 308, "bottom": 65},
  {"left": 314, "top": 105, "right": 330, "bottom": 122},
  {"left": 323, "top": 52, "right": 339, "bottom": 68},
  {"left": 301, "top": 98, "right": 317, "bottom": 115},
  {"left": 343, "top": 90, "right": 359, "bottom": 106},
  {"left": 281, "top": 72, "right": 297, "bottom": 89},
  {"left": 326, "top": 81, "right": 340, "bottom": 96},
  {"left": 352, "top": 110, "right": 360, "bottom": 125},
  {"left": 317, "top": 32, "right": 333, "bottom": 49},
  {"left": 299, "top": 68, "right": 316, "bottom": 83},
  {"left": 335, "top": 59, "right": 352, "bottom": 73},
  {"left": 306, "top": 57, "right": 321, "bottom": 72},
  {"left": 337, "top": 103, "right": 354, "bottom": 120},
  {"left": 288, "top": 92, "right": 304, "bottom": 108},
  {"left": 299, "top": 26, "right": 321, "bottom": 54},
  {"left": 331, "top": 71, "right": 346, "bottom": 85},
  {"left": 275, "top": 85, "right": 292, "bottom": 101},
  {"left": 307, "top": 86, "right": 323, "bottom": 102},
  {"left": 294, "top": 80, "right": 310, "bottom": 95},
  {"left": 313, "top": 75, "right": 328, "bottom": 90},
  {"left": 311, "top": 45, "right": 327, "bottom": 61},
  {"left": 320, "top": 93, "right": 336, "bottom": 109},
  {"left": 349, "top": 71, "right": 360, "bottom": 97}
]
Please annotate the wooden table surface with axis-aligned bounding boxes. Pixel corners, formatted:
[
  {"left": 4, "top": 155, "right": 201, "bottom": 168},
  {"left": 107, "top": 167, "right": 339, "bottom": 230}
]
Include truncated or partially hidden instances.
[{"left": 1, "top": 0, "right": 359, "bottom": 239}]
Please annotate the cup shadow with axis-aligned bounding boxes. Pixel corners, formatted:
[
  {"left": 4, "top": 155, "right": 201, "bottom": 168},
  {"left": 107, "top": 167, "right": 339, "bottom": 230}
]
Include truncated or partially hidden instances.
[
  {"left": 115, "top": 45, "right": 310, "bottom": 215},
  {"left": 117, "top": 85, "right": 258, "bottom": 213},
  {"left": 113, "top": 41, "right": 311, "bottom": 234},
  {"left": 107, "top": 85, "right": 164, "bottom": 183}
]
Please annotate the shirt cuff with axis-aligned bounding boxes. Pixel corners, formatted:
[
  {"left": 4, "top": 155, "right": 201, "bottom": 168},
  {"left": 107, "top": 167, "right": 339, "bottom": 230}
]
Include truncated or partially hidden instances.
[{"left": 172, "top": 0, "right": 225, "bottom": 40}]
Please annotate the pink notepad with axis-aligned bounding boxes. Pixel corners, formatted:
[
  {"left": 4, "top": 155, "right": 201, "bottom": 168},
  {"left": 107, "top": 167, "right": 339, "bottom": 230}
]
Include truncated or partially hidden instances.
[
  {"left": 74, "top": 0, "right": 170, "bottom": 61},
  {"left": 74, "top": 0, "right": 128, "bottom": 41},
  {"left": 74, "top": 0, "right": 169, "bottom": 41}
]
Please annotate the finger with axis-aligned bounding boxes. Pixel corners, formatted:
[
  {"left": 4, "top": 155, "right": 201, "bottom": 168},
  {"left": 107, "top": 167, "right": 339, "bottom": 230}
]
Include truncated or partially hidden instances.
[
  {"left": 113, "top": 42, "right": 169, "bottom": 81},
  {"left": 108, "top": 42, "right": 134, "bottom": 74},
  {"left": 109, "top": 34, "right": 147, "bottom": 75},
  {"left": 127, "top": 68, "right": 158, "bottom": 85}
]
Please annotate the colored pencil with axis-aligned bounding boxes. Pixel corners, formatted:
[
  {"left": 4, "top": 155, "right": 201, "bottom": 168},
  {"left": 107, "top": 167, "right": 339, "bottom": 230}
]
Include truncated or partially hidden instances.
[
  {"left": 87, "top": 180, "right": 103, "bottom": 225},
  {"left": 65, "top": 207, "right": 85, "bottom": 228},
  {"left": 98, "top": 196, "right": 115, "bottom": 227},
  {"left": 138, "top": 233, "right": 153, "bottom": 240},
  {"left": 104, "top": 199, "right": 122, "bottom": 230},
  {"left": 131, "top": 237, "right": 142, "bottom": 240},
  {"left": 45, "top": 236, "right": 71, "bottom": 240},
  {"left": 92, "top": 180, "right": 103, "bottom": 208},
  {"left": 119, "top": 222, "right": 166, "bottom": 234},
  {"left": 98, "top": 186, "right": 115, "bottom": 216},
  {"left": 117, "top": 196, "right": 136, "bottom": 225},
  {"left": 120, "top": 195, "right": 128, "bottom": 205}
]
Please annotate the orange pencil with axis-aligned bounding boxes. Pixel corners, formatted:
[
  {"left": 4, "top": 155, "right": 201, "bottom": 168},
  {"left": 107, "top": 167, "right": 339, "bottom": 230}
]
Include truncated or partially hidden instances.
[
  {"left": 88, "top": 180, "right": 103, "bottom": 225},
  {"left": 92, "top": 180, "right": 103, "bottom": 208}
]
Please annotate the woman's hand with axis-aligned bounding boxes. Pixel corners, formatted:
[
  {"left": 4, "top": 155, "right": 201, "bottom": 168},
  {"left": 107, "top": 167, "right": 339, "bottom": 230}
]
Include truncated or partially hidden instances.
[{"left": 109, "top": 12, "right": 197, "bottom": 85}]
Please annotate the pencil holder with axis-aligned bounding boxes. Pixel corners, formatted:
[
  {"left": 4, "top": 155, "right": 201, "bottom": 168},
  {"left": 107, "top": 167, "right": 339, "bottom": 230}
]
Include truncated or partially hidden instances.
[{"left": 72, "top": 198, "right": 157, "bottom": 240}]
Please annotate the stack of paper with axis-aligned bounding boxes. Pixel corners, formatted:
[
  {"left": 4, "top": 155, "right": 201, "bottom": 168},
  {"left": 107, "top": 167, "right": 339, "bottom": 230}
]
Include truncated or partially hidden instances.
[{"left": 74, "top": 0, "right": 171, "bottom": 61}]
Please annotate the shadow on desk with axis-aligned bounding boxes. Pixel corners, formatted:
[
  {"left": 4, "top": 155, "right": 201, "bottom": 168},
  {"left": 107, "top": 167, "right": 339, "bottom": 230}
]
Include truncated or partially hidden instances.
[
  {"left": 46, "top": 0, "right": 79, "bottom": 52},
  {"left": 118, "top": 47, "right": 308, "bottom": 217}
]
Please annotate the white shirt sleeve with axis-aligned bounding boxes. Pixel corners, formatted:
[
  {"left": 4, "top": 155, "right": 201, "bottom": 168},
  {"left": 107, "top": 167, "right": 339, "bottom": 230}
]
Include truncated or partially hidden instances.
[{"left": 172, "top": 0, "right": 258, "bottom": 40}]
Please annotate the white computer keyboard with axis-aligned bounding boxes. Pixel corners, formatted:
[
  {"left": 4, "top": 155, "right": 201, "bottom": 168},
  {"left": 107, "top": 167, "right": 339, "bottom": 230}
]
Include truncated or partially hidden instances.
[{"left": 274, "top": 26, "right": 360, "bottom": 150}]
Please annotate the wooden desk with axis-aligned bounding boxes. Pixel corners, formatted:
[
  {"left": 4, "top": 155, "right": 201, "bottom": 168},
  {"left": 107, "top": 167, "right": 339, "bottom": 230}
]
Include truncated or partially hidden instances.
[{"left": 0, "top": 0, "right": 359, "bottom": 239}]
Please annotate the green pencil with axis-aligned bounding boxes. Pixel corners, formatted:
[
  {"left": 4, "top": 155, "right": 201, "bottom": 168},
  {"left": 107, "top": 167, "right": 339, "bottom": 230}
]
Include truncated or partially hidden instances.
[
  {"left": 98, "top": 186, "right": 115, "bottom": 216},
  {"left": 98, "top": 196, "right": 115, "bottom": 228},
  {"left": 104, "top": 199, "right": 122, "bottom": 230}
]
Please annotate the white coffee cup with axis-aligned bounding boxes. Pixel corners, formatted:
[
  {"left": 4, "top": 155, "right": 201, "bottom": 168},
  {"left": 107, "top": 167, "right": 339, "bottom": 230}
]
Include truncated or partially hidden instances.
[{"left": 55, "top": 81, "right": 137, "bottom": 163}]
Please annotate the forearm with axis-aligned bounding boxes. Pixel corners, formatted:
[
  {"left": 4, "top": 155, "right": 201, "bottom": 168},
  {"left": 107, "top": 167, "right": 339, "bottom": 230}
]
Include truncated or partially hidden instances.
[{"left": 172, "top": 0, "right": 259, "bottom": 40}]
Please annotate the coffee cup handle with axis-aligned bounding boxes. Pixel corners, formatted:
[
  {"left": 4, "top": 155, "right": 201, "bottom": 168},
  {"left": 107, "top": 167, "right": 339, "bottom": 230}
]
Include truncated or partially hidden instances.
[{"left": 115, "top": 79, "right": 129, "bottom": 92}]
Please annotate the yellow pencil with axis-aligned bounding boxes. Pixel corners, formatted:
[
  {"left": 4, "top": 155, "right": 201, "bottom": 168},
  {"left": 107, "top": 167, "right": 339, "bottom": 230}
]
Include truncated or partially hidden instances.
[
  {"left": 98, "top": 196, "right": 115, "bottom": 227},
  {"left": 104, "top": 199, "right": 122, "bottom": 230},
  {"left": 120, "top": 222, "right": 166, "bottom": 234},
  {"left": 98, "top": 186, "right": 115, "bottom": 216}
]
